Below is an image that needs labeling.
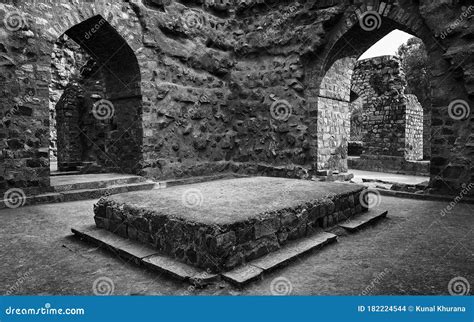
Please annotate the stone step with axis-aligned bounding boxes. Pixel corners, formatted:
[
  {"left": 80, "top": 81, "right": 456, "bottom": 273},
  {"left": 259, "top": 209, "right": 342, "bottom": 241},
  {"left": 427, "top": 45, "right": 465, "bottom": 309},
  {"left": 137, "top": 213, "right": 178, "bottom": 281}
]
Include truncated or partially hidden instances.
[
  {"left": 50, "top": 170, "right": 82, "bottom": 177},
  {"left": 52, "top": 175, "right": 147, "bottom": 192},
  {"left": 71, "top": 225, "right": 219, "bottom": 285},
  {"left": 222, "top": 231, "right": 337, "bottom": 286},
  {"left": 0, "top": 182, "right": 156, "bottom": 209},
  {"left": 338, "top": 210, "right": 388, "bottom": 232}
]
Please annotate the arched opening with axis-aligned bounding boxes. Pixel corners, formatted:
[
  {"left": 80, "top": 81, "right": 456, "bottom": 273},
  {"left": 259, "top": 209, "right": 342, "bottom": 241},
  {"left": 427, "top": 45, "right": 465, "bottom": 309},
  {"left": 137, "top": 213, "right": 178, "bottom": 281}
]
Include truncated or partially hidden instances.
[
  {"left": 311, "top": 13, "right": 433, "bottom": 177},
  {"left": 49, "top": 15, "right": 143, "bottom": 175}
]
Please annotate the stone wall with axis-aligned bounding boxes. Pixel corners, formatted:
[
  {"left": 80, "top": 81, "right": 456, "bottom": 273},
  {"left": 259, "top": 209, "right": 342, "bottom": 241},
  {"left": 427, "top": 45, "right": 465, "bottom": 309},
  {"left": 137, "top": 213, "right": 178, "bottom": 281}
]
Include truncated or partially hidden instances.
[
  {"left": 350, "top": 56, "right": 423, "bottom": 161},
  {"left": 0, "top": 0, "right": 472, "bottom": 196},
  {"left": 50, "top": 35, "right": 90, "bottom": 162}
]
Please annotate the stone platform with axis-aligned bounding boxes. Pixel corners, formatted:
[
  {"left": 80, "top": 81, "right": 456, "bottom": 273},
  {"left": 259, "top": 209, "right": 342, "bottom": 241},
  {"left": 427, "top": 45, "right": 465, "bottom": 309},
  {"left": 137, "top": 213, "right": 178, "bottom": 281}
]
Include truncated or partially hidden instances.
[{"left": 93, "top": 177, "right": 367, "bottom": 273}]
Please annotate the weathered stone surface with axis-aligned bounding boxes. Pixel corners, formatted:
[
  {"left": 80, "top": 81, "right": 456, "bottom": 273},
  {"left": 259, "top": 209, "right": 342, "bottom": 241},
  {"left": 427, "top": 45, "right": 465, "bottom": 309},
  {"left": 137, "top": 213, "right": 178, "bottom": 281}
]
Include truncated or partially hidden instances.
[
  {"left": 93, "top": 177, "right": 366, "bottom": 272},
  {"left": 0, "top": 0, "right": 472, "bottom": 197}
]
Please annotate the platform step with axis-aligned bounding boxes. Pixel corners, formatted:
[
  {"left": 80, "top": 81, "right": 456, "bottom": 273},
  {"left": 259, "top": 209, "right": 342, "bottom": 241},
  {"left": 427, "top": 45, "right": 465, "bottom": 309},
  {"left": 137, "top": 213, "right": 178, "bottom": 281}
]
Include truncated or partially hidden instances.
[
  {"left": 338, "top": 210, "right": 388, "bottom": 232},
  {"left": 60, "top": 181, "right": 156, "bottom": 202},
  {"left": 72, "top": 225, "right": 219, "bottom": 284},
  {"left": 222, "top": 231, "right": 337, "bottom": 286},
  {"left": 0, "top": 182, "right": 156, "bottom": 209},
  {"left": 52, "top": 175, "right": 148, "bottom": 192}
]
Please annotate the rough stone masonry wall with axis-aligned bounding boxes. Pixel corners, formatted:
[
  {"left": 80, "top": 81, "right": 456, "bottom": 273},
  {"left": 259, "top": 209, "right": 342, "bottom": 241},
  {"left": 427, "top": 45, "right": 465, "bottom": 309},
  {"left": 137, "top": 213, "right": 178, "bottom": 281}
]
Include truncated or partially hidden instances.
[
  {"left": 316, "top": 57, "right": 357, "bottom": 172},
  {"left": 50, "top": 35, "right": 90, "bottom": 162},
  {"left": 55, "top": 60, "right": 109, "bottom": 172},
  {"left": 405, "top": 94, "right": 424, "bottom": 161},
  {"left": 0, "top": 0, "right": 472, "bottom": 196},
  {"left": 350, "top": 56, "right": 423, "bottom": 161}
]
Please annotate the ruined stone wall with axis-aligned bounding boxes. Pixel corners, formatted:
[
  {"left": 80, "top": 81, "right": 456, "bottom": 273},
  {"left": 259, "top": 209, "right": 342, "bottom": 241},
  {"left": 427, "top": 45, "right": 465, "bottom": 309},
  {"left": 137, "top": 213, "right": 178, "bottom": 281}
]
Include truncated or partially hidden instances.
[
  {"left": 55, "top": 60, "right": 109, "bottom": 172},
  {"left": 316, "top": 57, "right": 356, "bottom": 172},
  {"left": 350, "top": 56, "right": 423, "bottom": 161},
  {"left": 0, "top": 0, "right": 472, "bottom": 196},
  {"left": 405, "top": 94, "right": 424, "bottom": 161},
  {"left": 50, "top": 35, "right": 90, "bottom": 162}
]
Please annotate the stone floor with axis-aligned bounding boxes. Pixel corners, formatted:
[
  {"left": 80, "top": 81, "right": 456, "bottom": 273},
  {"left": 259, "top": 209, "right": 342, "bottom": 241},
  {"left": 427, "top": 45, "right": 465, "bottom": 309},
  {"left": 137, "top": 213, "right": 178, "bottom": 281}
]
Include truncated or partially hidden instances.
[
  {"left": 0, "top": 192, "right": 471, "bottom": 295},
  {"left": 350, "top": 169, "right": 429, "bottom": 185}
]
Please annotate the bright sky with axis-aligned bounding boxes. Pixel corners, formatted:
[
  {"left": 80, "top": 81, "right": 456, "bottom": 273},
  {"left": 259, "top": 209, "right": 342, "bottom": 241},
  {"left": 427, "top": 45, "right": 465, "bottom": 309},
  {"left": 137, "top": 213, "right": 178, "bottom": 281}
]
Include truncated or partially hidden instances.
[{"left": 358, "top": 29, "right": 414, "bottom": 60}]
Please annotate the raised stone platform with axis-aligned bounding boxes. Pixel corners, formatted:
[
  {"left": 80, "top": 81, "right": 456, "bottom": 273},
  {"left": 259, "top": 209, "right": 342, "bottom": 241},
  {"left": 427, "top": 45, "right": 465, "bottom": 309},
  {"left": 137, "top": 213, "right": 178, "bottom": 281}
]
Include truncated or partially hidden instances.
[{"left": 93, "top": 177, "right": 367, "bottom": 273}]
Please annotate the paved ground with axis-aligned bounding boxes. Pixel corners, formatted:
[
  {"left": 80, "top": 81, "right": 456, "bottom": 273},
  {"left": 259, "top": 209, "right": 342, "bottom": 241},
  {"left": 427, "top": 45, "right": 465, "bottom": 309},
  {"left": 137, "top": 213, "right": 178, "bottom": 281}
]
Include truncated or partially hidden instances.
[
  {"left": 107, "top": 177, "right": 364, "bottom": 225},
  {"left": 0, "top": 192, "right": 472, "bottom": 295},
  {"left": 350, "top": 169, "right": 429, "bottom": 185}
]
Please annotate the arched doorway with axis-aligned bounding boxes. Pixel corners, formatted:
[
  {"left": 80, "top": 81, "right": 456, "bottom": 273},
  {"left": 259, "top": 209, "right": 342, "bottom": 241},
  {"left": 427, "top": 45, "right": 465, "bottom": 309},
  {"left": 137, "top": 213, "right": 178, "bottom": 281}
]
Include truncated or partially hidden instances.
[{"left": 50, "top": 15, "right": 143, "bottom": 175}]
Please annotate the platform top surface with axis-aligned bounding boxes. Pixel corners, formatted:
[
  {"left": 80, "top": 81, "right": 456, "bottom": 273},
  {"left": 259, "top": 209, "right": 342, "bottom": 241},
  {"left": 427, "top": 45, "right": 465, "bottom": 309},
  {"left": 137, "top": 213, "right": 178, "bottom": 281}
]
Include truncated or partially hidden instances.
[{"left": 106, "top": 177, "right": 365, "bottom": 225}]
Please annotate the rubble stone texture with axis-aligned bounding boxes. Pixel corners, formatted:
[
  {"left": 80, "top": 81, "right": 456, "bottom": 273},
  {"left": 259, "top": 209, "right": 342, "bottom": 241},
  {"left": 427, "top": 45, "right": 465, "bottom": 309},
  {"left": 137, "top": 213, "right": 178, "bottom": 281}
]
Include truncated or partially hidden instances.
[
  {"left": 0, "top": 0, "right": 472, "bottom": 196},
  {"left": 351, "top": 56, "right": 424, "bottom": 161}
]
